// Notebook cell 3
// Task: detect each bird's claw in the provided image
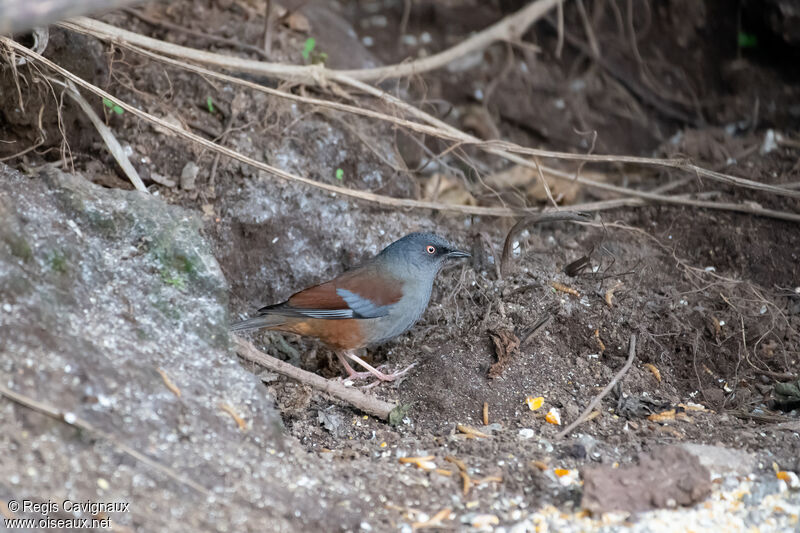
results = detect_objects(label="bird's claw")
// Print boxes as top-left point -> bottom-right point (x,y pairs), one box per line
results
359,362 -> 418,387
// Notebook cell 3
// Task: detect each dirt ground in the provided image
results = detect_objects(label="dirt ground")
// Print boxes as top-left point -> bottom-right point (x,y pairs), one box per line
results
1,0 -> 799,529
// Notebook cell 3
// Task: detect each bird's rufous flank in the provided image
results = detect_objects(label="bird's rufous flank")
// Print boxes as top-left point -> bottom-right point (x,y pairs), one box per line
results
231,232 -> 470,382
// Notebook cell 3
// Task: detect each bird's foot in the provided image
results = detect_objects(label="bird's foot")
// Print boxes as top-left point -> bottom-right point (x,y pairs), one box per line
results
339,365 -> 387,381
336,350 -> 417,386
359,362 -> 418,386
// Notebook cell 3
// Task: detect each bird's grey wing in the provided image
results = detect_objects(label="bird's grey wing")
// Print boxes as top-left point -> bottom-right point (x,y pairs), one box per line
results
335,288 -> 393,318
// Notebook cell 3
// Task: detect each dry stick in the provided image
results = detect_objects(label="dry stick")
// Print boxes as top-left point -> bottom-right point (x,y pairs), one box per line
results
0,40 -> 670,214
58,19 -> 800,202
58,79 -> 148,192
575,0 -> 600,58
330,63 -> 798,204
52,50 -> 800,221
6,39 -> 800,224
478,231 -> 503,280
0,382 -> 209,495
556,333 -> 637,438
554,0 -> 564,58
62,0 -> 561,82
233,337 -> 398,420
549,17 -> 696,126
520,312 -> 553,345
0,38 -> 520,216
500,211 -> 593,275
262,0 -> 273,56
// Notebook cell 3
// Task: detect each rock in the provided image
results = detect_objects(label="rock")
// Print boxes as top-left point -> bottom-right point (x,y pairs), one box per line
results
180,161 -> 199,190
151,171 -> 177,188
581,445 -> 712,514
567,443 -> 587,460
0,165 -> 365,531
680,444 -> 756,476
298,1 -> 380,69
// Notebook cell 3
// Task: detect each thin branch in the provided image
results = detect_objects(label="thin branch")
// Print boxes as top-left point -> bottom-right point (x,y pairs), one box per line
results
233,336 -> 398,420
56,19 -> 800,201
4,38 -> 800,223
556,333 -> 637,438
575,0 -> 601,57
554,0 -> 564,58
62,0 -> 561,82
59,78 -> 147,192
501,211 -> 594,276
0,382 -> 209,494
262,0 -> 273,56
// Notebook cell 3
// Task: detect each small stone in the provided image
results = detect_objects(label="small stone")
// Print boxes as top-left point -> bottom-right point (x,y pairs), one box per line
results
180,162 -> 200,190
568,443 -> 586,459
518,428 -> 535,439
760,129 -> 777,154
150,172 -> 176,188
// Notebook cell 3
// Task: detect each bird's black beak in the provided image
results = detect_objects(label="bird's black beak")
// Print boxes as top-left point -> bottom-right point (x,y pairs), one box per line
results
446,249 -> 471,259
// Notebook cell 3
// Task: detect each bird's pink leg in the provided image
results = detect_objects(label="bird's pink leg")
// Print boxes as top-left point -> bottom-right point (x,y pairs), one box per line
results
335,351 -> 376,380
344,351 -> 417,382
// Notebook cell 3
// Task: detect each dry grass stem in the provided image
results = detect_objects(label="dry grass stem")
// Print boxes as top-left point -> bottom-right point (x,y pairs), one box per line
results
57,17 -> 800,201
556,333 -> 637,438
4,38 -> 799,223
57,78 -> 147,192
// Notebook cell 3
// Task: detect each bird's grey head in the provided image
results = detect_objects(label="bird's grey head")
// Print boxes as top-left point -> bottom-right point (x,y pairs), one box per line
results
377,232 -> 470,275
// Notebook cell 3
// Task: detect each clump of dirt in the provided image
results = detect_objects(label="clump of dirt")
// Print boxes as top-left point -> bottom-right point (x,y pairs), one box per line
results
582,446 -> 712,513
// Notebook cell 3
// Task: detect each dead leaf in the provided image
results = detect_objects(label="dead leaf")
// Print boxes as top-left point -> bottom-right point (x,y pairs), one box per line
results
424,173 -> 476,206
457,424 -> 490,438
605,281 -> 622,307
487,328 -> 520,378
483,164 -> 606,205
643,363 -> 662,382
648,409 -> 676,422
283,12 -> 311,32
551,281 -> 579,297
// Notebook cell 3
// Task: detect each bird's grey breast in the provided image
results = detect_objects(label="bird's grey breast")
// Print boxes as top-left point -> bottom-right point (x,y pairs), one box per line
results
366,276 -> 434,345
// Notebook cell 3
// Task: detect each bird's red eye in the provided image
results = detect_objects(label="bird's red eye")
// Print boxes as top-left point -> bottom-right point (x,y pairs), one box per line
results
426,245 -> 436,254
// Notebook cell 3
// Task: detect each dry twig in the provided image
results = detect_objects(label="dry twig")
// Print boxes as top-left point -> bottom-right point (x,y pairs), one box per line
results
520,313 -> 552,345
110,0 -> 564,82
556,333 -> 637,438
233,336 -> 398,420
501,212 -> 593,275
5,37 -> 800,222
56,16 -> 800,202
56,78 -> 147,192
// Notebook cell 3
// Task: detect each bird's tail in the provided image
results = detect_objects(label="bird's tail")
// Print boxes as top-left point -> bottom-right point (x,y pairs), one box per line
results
229,313 -> 288,332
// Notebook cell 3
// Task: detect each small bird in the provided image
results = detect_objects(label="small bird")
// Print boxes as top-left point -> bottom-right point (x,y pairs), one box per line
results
231,232 -> 470,382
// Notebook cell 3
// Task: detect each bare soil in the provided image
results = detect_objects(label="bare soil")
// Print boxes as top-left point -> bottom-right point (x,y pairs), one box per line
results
2,0 -> 799,528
